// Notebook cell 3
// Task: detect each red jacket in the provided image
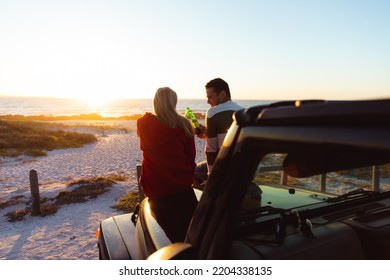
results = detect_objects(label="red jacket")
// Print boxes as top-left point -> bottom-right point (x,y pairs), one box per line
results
137,112 -> 196,199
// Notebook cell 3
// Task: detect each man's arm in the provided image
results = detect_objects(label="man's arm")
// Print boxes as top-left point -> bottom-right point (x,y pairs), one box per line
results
205,116 -> 219,172
195,123 -> 206,139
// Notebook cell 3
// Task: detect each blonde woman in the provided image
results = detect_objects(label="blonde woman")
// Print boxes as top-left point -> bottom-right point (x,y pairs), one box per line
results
137,87 -> 197,242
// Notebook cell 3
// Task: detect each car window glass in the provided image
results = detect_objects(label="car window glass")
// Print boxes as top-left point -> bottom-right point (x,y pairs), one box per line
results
240,153 -> 390,211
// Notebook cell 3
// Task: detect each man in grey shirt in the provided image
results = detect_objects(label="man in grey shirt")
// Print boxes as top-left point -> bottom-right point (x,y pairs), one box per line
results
194,78 -> 242,187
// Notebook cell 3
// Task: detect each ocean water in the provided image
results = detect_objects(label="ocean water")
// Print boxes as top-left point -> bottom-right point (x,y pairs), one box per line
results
0,96 -> 272,117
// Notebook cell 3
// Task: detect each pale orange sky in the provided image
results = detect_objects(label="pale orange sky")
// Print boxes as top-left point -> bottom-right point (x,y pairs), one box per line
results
1,0 -> 389,102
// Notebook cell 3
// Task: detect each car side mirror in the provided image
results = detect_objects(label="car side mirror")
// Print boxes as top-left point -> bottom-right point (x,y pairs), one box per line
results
147,243 -> 199,260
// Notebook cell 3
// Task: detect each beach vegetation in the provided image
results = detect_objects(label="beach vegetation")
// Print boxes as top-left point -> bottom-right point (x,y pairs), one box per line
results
4,204 -> 59,222
112,191 -> 139,213
0,113 -> 143,122
0,120 -> 97,157
0,195 -> 24,210
3,175 -> 126,222
56,176 -> 115,204
336,164 -> 390,180
253,172 -> 280,185
26,149 -> 48,157
5,208 -> 30,222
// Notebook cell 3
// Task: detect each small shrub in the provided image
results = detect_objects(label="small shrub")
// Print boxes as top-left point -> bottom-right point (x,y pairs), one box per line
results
56,177 -> 114,205
0,200 -> 8,209
0,120 -> 97,157
55,190 -> 89,204
107,174 -> 128,182
26,149 -> 47,157
6,208 -> 30,222
49,135 -> 59,142
3,175 -> 119,222
5,204 -> 58,221
253,172 -> 281,185
39,204 -> 59,216
0,195 -> 24,209
112,191 -> 139,213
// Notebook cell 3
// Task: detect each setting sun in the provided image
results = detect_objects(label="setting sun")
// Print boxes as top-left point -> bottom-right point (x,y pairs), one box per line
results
78,95 -> 113,109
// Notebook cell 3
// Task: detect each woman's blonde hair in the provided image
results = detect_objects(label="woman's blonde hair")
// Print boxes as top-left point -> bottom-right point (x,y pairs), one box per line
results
153,87 -> 194,137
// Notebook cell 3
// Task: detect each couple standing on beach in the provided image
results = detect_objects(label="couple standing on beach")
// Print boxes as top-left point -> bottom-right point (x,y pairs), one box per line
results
136,78 -> 242,242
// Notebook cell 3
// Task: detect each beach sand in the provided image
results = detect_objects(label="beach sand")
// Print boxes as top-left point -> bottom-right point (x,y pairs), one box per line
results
0,120 -> 206,259
1,120 -> 388,260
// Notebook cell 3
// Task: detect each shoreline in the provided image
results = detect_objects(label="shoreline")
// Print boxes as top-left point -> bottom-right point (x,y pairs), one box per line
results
0,113 -> 143,121
0,111 -> 206,122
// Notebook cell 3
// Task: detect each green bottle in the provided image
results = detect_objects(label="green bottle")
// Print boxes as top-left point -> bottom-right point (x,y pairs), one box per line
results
185,107 -> 202,134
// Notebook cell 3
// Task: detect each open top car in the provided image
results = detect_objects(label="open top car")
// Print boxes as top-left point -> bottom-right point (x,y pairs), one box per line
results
98,98 -> 390,260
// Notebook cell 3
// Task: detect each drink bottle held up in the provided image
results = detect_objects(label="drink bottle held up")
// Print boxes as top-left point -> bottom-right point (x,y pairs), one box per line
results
185,107 -> 202,135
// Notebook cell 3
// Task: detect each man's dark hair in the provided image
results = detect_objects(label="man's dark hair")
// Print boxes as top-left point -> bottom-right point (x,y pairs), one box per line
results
205,78 -> 231,98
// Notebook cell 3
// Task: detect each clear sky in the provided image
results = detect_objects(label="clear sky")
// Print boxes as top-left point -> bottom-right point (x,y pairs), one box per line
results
0,0 -> 389,101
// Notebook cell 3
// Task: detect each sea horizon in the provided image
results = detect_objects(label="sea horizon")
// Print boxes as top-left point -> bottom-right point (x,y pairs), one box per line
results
0,96 -> 274,118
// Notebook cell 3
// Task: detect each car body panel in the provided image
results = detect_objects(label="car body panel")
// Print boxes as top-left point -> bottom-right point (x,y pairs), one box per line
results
98,189 -> 202,259
98,215 -> 135,260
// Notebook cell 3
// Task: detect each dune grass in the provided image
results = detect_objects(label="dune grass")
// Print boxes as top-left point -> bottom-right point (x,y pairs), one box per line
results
111,191 -> 140,213
4,175 -> 127,222
0,120 -> 97,157
0,113 -> 142,122
55,177 -> 115,205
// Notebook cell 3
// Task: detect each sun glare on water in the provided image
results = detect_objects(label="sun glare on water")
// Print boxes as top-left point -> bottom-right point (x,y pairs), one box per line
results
75,95 -> 117,116
81,95 -> 113,108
